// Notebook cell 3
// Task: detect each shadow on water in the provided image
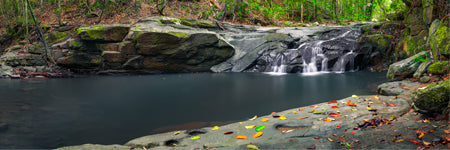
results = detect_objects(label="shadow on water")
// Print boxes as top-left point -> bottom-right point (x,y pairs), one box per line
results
0,71 -> 387,148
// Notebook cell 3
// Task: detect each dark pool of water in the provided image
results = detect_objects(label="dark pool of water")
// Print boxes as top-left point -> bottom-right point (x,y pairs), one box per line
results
0,71 -> 388,148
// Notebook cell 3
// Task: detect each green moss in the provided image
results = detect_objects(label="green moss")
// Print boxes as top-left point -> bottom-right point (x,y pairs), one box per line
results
195,20 -> 216,28
427,61 -> 449,75
77,25 -> 106,40
413,80 -> 450,116
168,32 -> 190,38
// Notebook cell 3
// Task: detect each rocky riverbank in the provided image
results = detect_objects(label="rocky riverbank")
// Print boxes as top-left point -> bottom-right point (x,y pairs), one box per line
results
56,79 -> 449,150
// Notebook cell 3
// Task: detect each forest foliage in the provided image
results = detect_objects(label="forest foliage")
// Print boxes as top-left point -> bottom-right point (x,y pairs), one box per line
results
0,0 -> 410,37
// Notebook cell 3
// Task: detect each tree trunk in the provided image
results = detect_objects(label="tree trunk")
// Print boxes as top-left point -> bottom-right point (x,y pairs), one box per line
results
58,0 -> 62,26
301,0 -> 303,23
157,0 -> 167,15
96,0 -> 105,24
335,0 -> 339,23
26,0 -> 55,65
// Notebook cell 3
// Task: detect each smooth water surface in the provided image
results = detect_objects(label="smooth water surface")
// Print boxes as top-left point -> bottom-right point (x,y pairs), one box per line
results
0,71 -> 388,148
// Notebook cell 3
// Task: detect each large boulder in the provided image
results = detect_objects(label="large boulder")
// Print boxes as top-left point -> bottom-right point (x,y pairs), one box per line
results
412,80 -> 450,116
123,17 -> 234,73
386,51 -> 429,80
429,18 -> 449,59
0,52 -> 46,67
77,24 -> 130,42
413,60 -> 432,78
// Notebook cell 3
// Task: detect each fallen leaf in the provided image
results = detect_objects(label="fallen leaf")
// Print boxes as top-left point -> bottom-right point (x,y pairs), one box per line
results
357,100 -> 361,103
346,100 -> 357,107
392,138 -> 404,142
224,131 -> 234,135
297,116 -> 309,119
272,114 -> 281,118
309,110 -> 316,113
252,132 -> 263,138
445,136 -> 450,141
255,126 -> 265,131
191,136 -> 200,140
336,125 -> 341,128
339,138 -> 345,141
212,126 -> 219,131
249,115 -> 257,121
247,144 -> 259,150
271,112 -> 277,115
261,118 -> 270,122
299,108 -> 306,111
329,113 -> 339,117
351,108 -> 358,111
245,125 -> 256,129
331,106 -> 339,109
328,137 -> 333,142
423,140 -> 431,145
368,102 -> 373,107
291,110 -> 297,114
280,116 -> 287,120
410,140 -> 420,144
322,108 -> 328,111
336,110 -> 341,113
416,130 -> 429,134
307,145 -> 316,149
346,142 -> 351,147
236,135 -> 247,139
366,107 -> 372,110
333,134 -> 337,136
328,100 -> 338,103
352,95 -> 358,98
314,137 -> 320,139
445,130 -> 450,134
389,103 -> 396,107
323,117 -> 335,121
351,131 -> 356,134
429,128 -> 436,132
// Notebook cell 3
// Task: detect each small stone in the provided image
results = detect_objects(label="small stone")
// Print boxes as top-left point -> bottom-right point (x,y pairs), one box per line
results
419,76 -> 430,83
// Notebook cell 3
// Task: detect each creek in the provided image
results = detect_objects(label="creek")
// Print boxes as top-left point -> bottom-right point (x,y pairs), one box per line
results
0,71 -> 387,148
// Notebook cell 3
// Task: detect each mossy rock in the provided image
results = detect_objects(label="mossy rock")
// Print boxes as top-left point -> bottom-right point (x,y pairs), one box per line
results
413,60 -> 432,78
56,144 -> 128,150
412,80 -> 450,116
427,61 -> 449,75
364,34 -> 393,52
403,30 -> 428,56
45,31 -> 69,45
387,51 -> 429,80
28,42 -> 45,54
430,18 -> 449,59
77,24 -> 130,42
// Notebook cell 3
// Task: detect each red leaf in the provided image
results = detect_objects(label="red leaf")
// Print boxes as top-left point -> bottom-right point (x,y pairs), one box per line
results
331,106 -> 339,109
224,131 -> 234,135
297,116 -> 309,119
328,100 -> 338,104
329,113 -> 339,117
410,140 -> 420,144
314,137 -> 320,139
429,128 -> 436,132
416,130 -> 429,134
333,134 -> 337,137
389,103 -> 396,107
339,138 -> 346,141
336,125 -> 341,128
351,131 -> 356,134
307,145 -> 316,149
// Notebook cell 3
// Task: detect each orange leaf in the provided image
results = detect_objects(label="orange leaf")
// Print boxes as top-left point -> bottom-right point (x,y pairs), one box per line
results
445,130 -> 450,134
271,112 -> 277,115
261,118 -> 270,122
252,132 -> 263,138
351,131 -> 356,134
389,103 -> 396,107
331,106 -> 339,109
309,110 -> 316,113
224,131 -> 234,135
297,116 -> 309,119
429,128 -> 436,132
445,136 -> 450,141
236,135 -> 247,139
323,118 -> 335,121
299,108 -> 306,111
418,133 -> 424,139
328,100 -> 337,103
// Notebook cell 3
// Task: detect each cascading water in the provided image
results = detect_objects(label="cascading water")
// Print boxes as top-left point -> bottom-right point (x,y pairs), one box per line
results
271,53 -> 287,73
332,50 -> 356,73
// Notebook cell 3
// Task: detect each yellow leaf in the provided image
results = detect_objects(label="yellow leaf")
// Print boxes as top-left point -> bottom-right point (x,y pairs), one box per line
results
323,117 -> 335,121
291,110 -> 297,114
174,131 -> 181,135
236,135 -> 247,139
247,144 -> 259,150
357,100 -> 361,103
280,116 -> 287,120
367,107 -> 372,110
418,133 -> 424,139
249,115 -> 257,120
328,137 -> 333,142
212,126 -> 219,131
423,140 -> 431,145
245,125 -> 256,129
352,95 -> 358,98
191,136 -> 200,140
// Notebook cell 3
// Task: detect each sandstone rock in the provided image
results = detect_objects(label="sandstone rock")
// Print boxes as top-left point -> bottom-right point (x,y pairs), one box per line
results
377,82 -> 404,96
0,52 -> 46,67
387,51 -> 429,80
57,52 -> 102,69
413,60 -> 432,78
412,80 -> 450,116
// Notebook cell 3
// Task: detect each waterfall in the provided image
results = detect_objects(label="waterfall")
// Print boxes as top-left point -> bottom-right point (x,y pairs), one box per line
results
332,50 -> 356,73
267,53 -> 288,73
